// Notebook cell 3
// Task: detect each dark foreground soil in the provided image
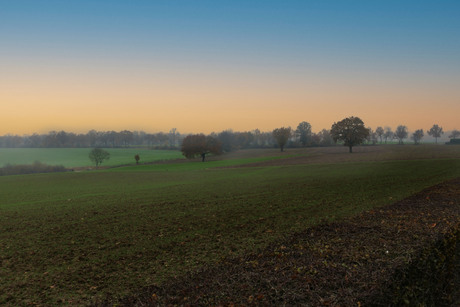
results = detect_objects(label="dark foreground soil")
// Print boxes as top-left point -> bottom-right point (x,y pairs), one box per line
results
98,178 -> 460,306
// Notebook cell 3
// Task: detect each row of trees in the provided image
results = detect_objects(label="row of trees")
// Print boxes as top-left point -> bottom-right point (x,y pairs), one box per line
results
181,119 -> 459,159
1,124 -> 458,151
84,119 -> 457,165
267,117 -> 371,154
370,124 -> 456,145
269,122 -> 454,153
0,129 -> 184,148
0,126 -> 333,149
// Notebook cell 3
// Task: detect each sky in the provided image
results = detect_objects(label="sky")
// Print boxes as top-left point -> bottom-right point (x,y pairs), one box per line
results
1,0 -> 459,135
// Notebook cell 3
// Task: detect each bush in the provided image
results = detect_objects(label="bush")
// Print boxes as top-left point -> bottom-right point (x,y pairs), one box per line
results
0,161 -> 67,176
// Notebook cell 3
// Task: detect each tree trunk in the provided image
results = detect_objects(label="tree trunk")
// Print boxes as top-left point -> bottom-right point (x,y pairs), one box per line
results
201,153 -> 206,162
280,146 -> 284,152
349,145 -> 353,153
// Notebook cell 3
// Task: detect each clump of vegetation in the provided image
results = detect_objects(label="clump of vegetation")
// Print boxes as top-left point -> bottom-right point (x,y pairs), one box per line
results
449,129 -> 460,140
272,127 -> 292,152
0,161 -> 67,176
427,124 -> 444,144
181,134 -> 222,162
330,116 -> 369,153
395,125 -> 409,144
134,154 -> 140,164
89,148 -> 110,167
412,129 -> 424,144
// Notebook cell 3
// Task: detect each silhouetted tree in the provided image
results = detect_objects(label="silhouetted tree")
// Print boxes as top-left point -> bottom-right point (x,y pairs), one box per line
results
427,124 -> 444,144
235,131 -> 254,149
89,148 -> 110,168
272,127 -> 292,152
251,129 -> 262,147
376,126 -> 384,143
257,131 -> 276,148
119,130 -> 134,147
217,130 -> 236,152
133,131 -> 146,146
394,125 -> 408,144
106,131 -> 118,147
181,134 -> 222,162
56,131 -> 69,147
155,132 -> 169,147
330,116 -> 369,153
295,121 -> 312,146
26,133 -> 43,147
311,130 -> 331,147
87,130 -> 98,147
411,129 -> 424,145
449,129 -> 460,140
169,128 -> 178,148
367,127 -> 377,145
0,134 -> 19,147
383,127 -> 393,144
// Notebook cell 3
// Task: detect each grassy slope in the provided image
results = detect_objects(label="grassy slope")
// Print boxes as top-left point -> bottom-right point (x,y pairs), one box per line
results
0,148 -> 183,168
0,146 -> 459,304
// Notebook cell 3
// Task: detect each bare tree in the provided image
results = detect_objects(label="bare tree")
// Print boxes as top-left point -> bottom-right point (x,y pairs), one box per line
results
375,126 -> 384,144
89,148 -> 110,168
411,129 -> 424,145
394,125 -> 408,144
367,127 -> 377,145
449,129 -> 460,140
427,124 -> 444,144
318,129 -> 334,146
295,121 -> 312,147
383,127 -> 393,144
169,128 -> 178,148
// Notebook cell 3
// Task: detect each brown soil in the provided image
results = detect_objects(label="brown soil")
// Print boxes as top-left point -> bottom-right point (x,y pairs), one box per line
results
100,177 -> 460,306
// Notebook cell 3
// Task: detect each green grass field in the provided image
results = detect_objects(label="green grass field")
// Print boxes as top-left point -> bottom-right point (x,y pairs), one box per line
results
0,148 -> 184,168
0,145 -> 459,305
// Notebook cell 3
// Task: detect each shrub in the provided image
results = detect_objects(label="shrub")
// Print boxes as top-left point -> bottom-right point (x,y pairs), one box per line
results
0,161 -> 67,176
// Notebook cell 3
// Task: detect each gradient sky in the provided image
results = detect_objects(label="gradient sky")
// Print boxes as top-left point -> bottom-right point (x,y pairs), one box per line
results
1,0 -> 459,135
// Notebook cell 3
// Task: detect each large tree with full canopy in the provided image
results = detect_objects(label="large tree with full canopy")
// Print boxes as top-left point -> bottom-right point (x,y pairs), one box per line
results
181,134 -> 222,162
272,127 -> 292,152
330,116 -> 369,153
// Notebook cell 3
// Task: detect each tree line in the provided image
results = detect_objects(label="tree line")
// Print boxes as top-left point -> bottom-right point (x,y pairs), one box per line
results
0,127 -> 333,149
0,129 -> 182,149
1,123 -> 458,151
181,119 -> 459,160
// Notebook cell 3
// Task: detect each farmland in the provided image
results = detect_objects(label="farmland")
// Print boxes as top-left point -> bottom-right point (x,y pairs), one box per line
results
0,148 -> 184,168
0,145 -> 459,305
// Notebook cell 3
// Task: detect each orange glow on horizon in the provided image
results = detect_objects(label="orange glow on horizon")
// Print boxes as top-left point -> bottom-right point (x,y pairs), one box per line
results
1,61 -> 459,135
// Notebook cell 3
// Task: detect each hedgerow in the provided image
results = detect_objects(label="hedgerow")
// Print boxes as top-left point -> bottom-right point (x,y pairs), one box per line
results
0,161 -> 67,176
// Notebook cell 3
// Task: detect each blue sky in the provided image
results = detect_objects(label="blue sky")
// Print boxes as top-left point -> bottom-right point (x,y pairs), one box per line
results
1,1 -> 459,134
